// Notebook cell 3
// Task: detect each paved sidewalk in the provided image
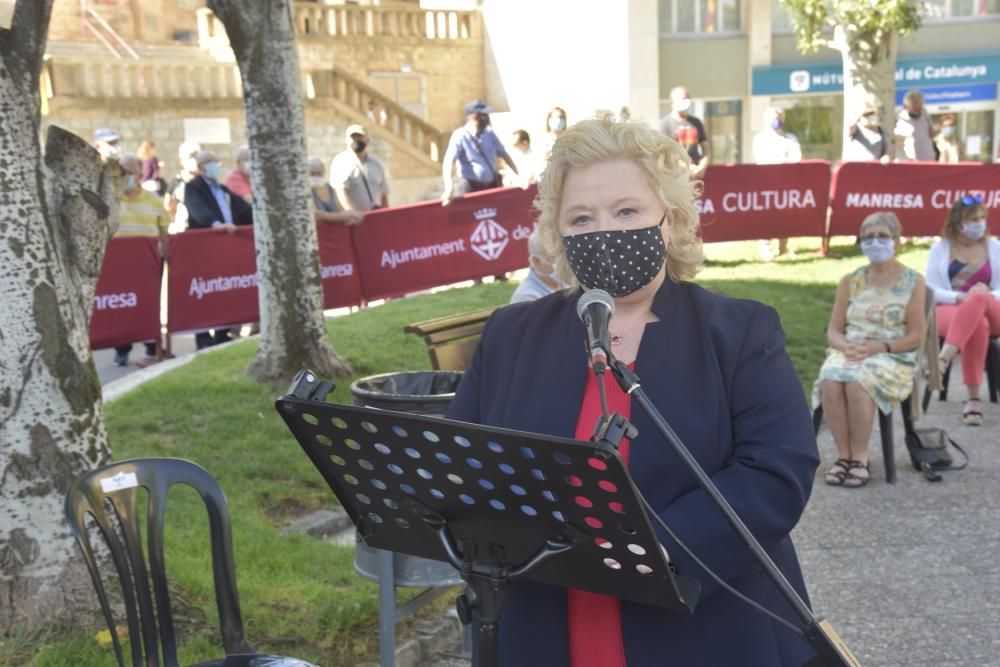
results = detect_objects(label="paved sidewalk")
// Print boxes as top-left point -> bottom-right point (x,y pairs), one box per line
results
799,366 -> 1000,667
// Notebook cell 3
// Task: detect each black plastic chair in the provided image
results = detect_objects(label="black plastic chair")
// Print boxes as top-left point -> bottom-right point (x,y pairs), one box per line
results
812,396 -> 915,484
64,458 -> 315,667
932,336 -> 1000,404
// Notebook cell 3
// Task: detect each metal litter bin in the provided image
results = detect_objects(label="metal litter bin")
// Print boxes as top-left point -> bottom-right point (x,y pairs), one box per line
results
349,371 -> 466,666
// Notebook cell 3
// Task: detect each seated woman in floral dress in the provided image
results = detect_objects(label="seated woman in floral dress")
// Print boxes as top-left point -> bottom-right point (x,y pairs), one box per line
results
815,211 -> 926,487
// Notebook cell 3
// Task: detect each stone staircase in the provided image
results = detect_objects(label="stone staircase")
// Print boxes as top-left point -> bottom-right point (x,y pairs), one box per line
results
41,1 -> 482,197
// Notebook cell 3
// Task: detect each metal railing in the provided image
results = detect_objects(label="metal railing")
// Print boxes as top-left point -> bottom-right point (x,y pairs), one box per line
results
313,64 -> 445,163
292,2 -> 475,40
80,0 -> 140,60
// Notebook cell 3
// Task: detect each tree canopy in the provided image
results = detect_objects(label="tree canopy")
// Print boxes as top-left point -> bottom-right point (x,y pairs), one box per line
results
781,0 -> 922,54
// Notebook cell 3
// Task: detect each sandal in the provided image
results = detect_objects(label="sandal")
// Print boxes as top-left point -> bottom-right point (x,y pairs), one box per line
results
963,399 -> 983,427
843,460 -> 870,488
824,458 -> 851,486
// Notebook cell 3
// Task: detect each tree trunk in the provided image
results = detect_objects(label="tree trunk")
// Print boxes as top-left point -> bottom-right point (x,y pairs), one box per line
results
207,0 -> 352,385
836,24 -> 899,160
0,0 -> 121,633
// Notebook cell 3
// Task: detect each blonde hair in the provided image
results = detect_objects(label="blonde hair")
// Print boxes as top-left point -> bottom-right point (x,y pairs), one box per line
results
535,115 -> 704,287
137,140 -> 156,161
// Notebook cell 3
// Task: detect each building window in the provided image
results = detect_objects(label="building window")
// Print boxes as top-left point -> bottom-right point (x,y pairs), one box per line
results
704,100 -> 742,164
772,0 -> 795,33
923,0 -> 1000,19
659,0 -> 742,35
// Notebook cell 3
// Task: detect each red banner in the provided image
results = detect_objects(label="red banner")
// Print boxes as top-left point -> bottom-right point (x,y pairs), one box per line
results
318,222 -> 364,310
352,186 -> 537,301
697,161 -> 832,242
166,224 -> 363,333
829,162 -> 1000,236
167,227 -> 258,333
90,236 -> 162,350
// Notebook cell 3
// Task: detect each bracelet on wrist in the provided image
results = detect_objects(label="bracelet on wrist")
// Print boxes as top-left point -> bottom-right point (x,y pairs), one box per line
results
883,341 -> 892,353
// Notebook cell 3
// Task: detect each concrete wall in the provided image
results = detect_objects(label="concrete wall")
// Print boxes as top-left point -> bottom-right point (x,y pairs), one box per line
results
659,36 -> 748,101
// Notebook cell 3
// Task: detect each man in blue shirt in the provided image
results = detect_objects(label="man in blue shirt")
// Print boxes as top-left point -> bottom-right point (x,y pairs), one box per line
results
441,99 -> 518,206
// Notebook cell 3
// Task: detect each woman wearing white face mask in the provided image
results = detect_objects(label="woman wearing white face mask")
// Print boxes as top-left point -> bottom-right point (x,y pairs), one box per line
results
815,212 -> 926,487
926,195 -> 1000,425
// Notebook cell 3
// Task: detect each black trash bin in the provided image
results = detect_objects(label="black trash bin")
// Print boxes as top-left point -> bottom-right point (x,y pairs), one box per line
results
349,370 -> 463,417
349,370 -> 469,666
349,370 -> 465,586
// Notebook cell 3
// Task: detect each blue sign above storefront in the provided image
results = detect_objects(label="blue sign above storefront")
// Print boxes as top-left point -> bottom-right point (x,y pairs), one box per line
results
893,83 -> 997,105
752,52 -> 1000,96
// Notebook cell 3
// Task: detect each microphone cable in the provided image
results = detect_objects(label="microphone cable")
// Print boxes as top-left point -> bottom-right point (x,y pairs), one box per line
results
636,494 -> 804,636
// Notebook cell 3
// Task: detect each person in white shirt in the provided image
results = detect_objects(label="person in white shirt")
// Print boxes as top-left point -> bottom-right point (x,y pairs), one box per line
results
752,107 -> 802,260
894,90 -> 936,162
503,130 -> 541,188
330,124 -> 390,212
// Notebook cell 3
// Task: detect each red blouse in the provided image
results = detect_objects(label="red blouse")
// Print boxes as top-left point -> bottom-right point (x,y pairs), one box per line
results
568,367 -> 633,667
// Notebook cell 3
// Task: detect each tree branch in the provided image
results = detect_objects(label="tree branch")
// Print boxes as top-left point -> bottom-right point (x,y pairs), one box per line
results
0,0 -> 54,91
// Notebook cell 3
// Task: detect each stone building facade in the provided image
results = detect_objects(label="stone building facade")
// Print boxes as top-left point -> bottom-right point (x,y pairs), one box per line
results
42,0 -> 487,204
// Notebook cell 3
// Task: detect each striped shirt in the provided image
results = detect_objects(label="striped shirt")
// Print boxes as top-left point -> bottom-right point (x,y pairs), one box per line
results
117,190 -> 167,237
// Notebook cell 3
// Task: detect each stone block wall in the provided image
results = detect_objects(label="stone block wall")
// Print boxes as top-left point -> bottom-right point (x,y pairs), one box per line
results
49,0 -> 205,44
300,33 -> 485,133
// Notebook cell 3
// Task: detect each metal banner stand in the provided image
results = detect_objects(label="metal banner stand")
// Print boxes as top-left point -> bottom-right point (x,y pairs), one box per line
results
277,371 -> 699,667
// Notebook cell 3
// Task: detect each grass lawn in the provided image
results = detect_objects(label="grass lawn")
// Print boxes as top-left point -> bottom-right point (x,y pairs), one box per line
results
20,238 -> 932,666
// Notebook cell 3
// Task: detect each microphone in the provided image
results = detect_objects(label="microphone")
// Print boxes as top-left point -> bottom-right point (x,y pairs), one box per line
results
576,289 -> 615,374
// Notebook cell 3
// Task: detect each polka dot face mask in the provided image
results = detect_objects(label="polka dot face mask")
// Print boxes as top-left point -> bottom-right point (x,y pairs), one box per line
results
561,213 -> 667,297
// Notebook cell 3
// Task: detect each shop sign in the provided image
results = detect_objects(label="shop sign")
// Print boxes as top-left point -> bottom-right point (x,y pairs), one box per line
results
893,83 -> 997,106
753,52 -> 1000,96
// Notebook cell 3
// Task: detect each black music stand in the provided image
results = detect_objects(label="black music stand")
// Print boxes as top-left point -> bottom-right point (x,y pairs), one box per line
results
277,371 -> 699,667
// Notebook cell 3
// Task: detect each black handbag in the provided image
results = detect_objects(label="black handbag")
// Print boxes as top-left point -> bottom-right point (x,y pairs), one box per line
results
904,427 -> 968,482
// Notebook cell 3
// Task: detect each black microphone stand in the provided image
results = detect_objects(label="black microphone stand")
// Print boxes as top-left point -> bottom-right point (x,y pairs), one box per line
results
607,358 -> 862,667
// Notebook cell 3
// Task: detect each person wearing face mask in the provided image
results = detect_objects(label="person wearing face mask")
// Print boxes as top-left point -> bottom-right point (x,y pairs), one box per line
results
752,107 -> 802,261
93,127 -> 122,162
447,116 -> 820,666
926,196 -> 1000,426
166,140 -> 202,234
307,157 -> 363,226
111,154 -> 170,367
539,106 -> 569,164
658,86 -> 711,179
844,99 -> 890,163
508,228 -> 566,303
183,150 -> 253,232
815,212 -> 926,487
224,144 -> 253,203
503,130 -> 542,188
894,90 -> 936,162
934,114 -> 962,163
330,124 -> 390,213
183,150 -> 253,349
441,99 -> 518,206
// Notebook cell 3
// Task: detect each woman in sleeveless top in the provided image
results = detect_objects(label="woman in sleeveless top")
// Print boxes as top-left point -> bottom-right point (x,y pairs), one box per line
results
815,212 -> 926,487
308,157 -> 363,226
844,99 -> 890,163
926,195 -> 1000,426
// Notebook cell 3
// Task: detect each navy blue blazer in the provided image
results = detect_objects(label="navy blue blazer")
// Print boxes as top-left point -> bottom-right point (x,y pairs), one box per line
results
446,279 -> 820,667
184,175 -> 253,229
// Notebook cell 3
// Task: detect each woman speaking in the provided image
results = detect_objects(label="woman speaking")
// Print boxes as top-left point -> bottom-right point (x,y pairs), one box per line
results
446,117 -> 820,666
